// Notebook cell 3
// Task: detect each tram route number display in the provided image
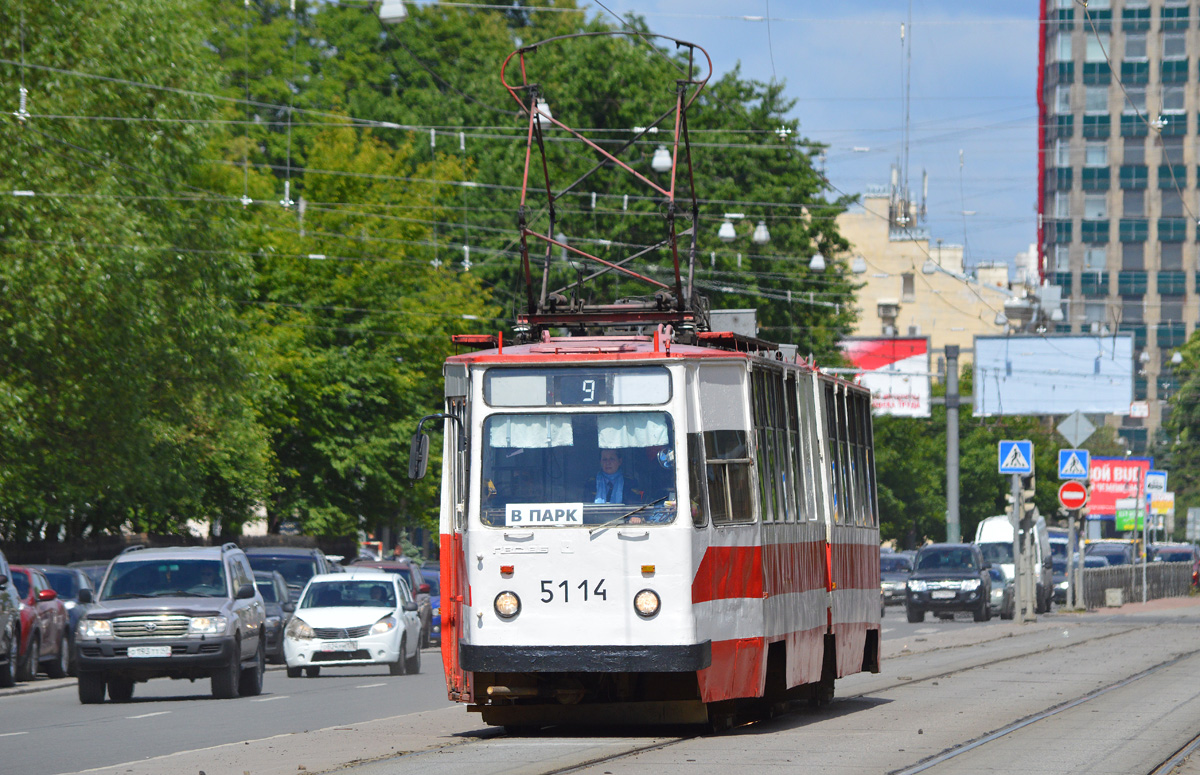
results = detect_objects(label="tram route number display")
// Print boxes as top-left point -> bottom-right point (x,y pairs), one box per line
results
506,503 -> 585,526
540,579 -> 607,603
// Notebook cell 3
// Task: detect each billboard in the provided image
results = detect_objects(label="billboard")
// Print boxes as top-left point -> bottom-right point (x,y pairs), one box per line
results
1088,456 -> 1150,518
839,337 -> 930,418
973,334 -> 1133,416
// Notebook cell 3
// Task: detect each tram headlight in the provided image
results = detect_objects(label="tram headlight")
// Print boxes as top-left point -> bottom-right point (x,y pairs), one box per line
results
633,589 -> 660,618
494,591 -> 521,619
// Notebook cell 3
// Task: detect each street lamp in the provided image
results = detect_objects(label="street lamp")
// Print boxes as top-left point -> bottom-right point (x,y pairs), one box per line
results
851,255 -> 868,274
751,221 -> 771,245
809,253 -> 826,272
378,0 -> 407,23
650,145 -> 673,173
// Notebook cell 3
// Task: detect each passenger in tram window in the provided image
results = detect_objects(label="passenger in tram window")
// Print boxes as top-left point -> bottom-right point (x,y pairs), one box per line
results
593,449 -> 645,504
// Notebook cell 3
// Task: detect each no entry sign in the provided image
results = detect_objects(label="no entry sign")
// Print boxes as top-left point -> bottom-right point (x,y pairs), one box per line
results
1058,481 -> 1089,511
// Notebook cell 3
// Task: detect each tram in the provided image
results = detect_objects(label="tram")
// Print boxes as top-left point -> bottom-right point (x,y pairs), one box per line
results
406,32 -> 881,728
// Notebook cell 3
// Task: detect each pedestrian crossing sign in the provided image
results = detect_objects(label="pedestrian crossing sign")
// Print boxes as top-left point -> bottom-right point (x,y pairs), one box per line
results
1058,449 -> 1090,480
998,440 -> 1034,474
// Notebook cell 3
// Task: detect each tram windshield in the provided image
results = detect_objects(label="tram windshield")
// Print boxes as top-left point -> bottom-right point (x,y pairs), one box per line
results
480,411 -> 678,527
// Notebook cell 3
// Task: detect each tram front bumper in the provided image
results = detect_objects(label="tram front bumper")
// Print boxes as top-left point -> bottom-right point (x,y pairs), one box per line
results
460,642 -> 712,672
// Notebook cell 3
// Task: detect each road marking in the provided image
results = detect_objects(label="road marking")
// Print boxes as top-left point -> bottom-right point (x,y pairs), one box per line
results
0,731 -> 29,737
356,683 -> 387,689
127,711 -> 171,719
251,695 -> 289,702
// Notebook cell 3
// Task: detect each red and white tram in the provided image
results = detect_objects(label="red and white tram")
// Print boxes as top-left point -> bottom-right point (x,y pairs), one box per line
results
411,330 -> 880,727
406,32 -> 880,728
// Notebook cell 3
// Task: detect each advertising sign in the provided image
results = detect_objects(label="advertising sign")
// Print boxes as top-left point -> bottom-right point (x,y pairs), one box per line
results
1088,457 -> 1151,517
973,334 -> 1133,416
1115,497 -> 1143,531
839,337 -> 930,418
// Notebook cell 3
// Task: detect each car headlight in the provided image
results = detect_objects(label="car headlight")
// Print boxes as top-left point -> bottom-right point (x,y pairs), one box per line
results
286,617 -> 315,640
370,615 -> 396,634
1057,581 -> 1069,590
63,600 -> 77,611
79,619 -> 112,640
433,607 -> 440,617
960,579 -> 981,591
907,580 -> 927,592
494,591 -> 520,619
188,616 -> 228,636
633,589 -> 660,618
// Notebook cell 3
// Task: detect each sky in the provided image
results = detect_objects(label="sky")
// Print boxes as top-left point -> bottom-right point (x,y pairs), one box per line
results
585,0 -> 1042,272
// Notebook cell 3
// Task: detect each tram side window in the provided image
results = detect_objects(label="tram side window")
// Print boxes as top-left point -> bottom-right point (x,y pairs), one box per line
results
784,373 -> 800,523
770,373 -> 793,522
686,433 -> 708,528
797,375 -> 820,522
704,430 -> 754,525
752,371 -> 776,523
824,384 -> 843,523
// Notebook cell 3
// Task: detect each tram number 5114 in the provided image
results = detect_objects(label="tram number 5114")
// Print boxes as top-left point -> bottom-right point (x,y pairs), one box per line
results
540,579 -> 607,603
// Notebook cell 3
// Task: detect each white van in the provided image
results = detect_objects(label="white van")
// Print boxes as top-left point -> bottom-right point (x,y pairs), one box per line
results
974,514 -> 1053,613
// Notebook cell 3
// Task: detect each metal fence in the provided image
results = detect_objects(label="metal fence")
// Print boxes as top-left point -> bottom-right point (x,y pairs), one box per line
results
1080,563 -> 1193,609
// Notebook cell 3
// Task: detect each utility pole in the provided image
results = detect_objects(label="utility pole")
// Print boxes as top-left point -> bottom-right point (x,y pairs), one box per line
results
1010,474 -> 1024,618
945,345 -> 961,543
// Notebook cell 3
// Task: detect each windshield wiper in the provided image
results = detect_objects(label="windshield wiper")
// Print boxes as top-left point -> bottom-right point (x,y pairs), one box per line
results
155,591 -> 207,597
106,593 -> 153,599
589,496 -> 669,535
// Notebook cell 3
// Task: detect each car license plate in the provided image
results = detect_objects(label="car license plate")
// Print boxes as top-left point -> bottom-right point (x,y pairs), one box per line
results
321,640 -> 355,652
128,646 -> 171,658
931,590 -> 956,600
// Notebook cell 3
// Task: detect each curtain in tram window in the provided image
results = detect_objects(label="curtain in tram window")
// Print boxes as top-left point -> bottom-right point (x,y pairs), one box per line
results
487,415 -> 574,448
597,412 -> 670,448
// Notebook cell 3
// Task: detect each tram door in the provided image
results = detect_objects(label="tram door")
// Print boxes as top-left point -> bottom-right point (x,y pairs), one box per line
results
440,377 -> 473,701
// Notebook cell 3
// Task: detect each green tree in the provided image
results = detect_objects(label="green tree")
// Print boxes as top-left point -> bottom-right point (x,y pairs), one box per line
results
0,0 -> 271,539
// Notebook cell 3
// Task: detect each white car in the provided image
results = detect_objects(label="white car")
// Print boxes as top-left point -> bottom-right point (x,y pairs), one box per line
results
283,570 -> 422,677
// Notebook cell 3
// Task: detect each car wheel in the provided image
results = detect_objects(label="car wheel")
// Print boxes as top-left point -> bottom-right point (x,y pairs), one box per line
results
404,636 -> 421,675
305,666 -> 320,678
46,631 -> 69,679
66,634 -> 77,677
286,666 -> 302,678
211,647 -> 241,699
107,678 -> 134,702
906,606 -> 924,623
19,632 -> 39,682
0,628 -> 16,689
239,641 -> 264,697
389,636 -> 407,676
78,673 -> 106,704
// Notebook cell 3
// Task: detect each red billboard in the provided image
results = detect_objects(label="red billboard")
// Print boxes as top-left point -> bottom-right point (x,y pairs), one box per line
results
839,337 -> 930,418
1087,457 -> 1150,517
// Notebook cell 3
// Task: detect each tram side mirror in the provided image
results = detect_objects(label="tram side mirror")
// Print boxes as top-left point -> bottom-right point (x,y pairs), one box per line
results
408,432 -> 430,480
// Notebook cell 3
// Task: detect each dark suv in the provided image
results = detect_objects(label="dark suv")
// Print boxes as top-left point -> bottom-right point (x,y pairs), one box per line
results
905,543 -> 992,623
75,543 -> 265,703
245,547 -> 333,604
0,549 -> 20,687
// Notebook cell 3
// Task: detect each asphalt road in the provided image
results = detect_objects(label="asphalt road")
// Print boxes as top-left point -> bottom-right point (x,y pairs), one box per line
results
0,650 -> 452,775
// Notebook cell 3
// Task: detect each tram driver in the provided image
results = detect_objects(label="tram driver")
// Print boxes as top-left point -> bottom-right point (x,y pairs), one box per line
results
593,449 -> 645,505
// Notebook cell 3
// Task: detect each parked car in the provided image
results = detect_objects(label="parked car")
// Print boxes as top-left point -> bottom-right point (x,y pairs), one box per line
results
1148,542 -> 1200,565
988,567 -> 1015,620
423,566 -> 441,645
1052,559 -> 1069,606
349,559 -> 432,647
10,566 -> 70,681
74,543 -> 266,703
30,565 -> 96,676
1084,539 -> 1138,566
880,552 -> 913,607
245,547 -> 334,603
283,570 -> 422,677
254,570 -> 294,664
905,543 -> 992,623
67,559 -> 112,591
0,550 -> 22,687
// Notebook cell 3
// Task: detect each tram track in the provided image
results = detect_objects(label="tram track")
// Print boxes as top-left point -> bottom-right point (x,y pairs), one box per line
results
469,616 -> 1200,775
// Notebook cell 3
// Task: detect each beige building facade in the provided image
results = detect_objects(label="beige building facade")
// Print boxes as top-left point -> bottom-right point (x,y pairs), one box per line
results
839,189 -> 1014,366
